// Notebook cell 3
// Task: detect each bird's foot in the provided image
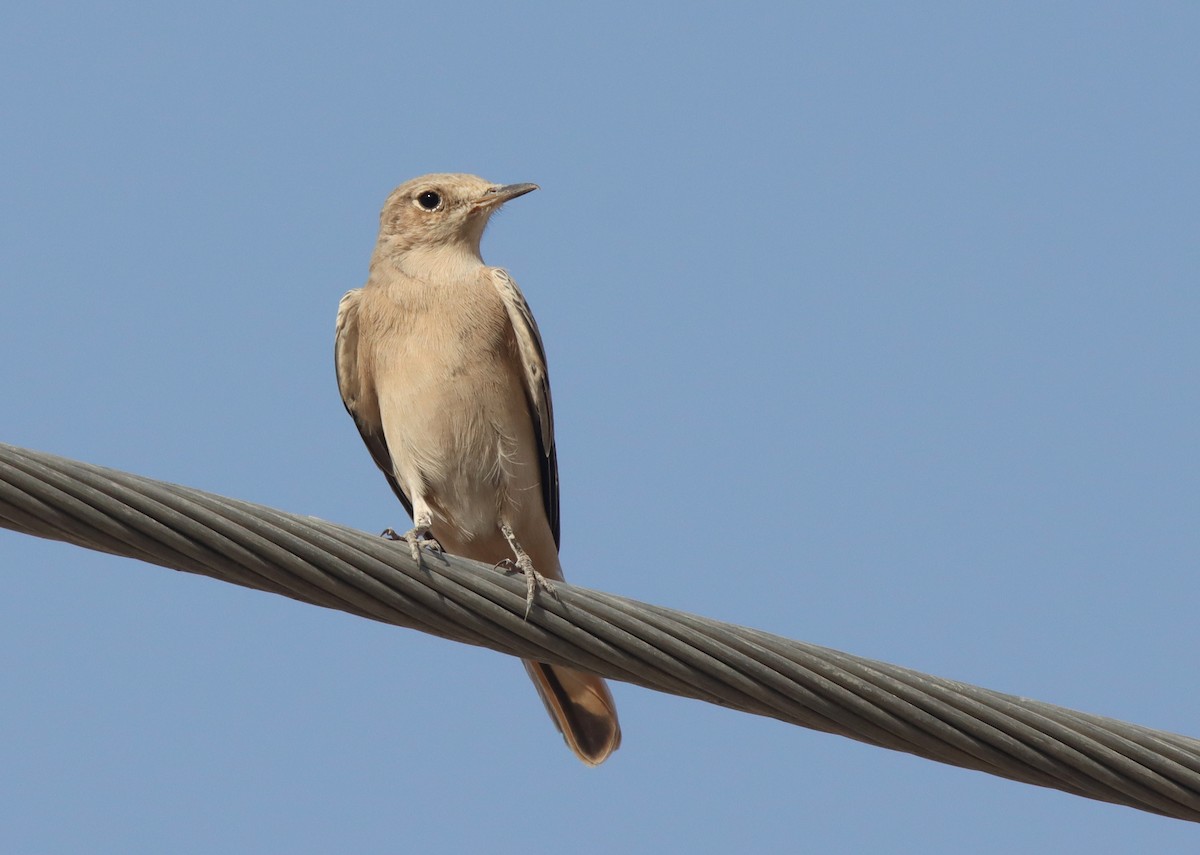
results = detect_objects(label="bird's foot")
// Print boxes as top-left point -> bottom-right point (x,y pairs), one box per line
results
498,521 -> 558,618
382,527 -> 442,564
496,554 -> 558,619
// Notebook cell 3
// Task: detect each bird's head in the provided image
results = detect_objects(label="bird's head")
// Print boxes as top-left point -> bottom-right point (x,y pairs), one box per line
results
374,173 -> 538,264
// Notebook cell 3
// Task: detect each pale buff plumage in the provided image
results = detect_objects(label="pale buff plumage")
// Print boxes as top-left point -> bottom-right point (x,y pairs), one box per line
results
334,173 -> 621,765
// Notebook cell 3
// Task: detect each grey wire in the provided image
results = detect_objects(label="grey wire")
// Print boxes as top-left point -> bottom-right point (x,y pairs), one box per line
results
1,441 -> 1197,821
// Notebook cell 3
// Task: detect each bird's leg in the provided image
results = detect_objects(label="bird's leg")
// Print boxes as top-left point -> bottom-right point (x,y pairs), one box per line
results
382,506 -> 441,565
497,521 -> 556,618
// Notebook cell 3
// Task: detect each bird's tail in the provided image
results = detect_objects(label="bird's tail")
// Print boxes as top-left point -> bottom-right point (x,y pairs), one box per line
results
523,660 -> 621,766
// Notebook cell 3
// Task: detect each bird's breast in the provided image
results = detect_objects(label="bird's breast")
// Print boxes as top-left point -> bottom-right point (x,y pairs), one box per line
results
364,277 -> 539,537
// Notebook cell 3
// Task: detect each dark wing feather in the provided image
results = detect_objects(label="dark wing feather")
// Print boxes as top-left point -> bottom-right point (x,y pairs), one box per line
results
334,288 -> 414,520
491,269 -> 560,547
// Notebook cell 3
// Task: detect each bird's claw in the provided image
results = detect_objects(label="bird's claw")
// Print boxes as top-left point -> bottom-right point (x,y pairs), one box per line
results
382,526 -> 442,564
496,556 -> 558,619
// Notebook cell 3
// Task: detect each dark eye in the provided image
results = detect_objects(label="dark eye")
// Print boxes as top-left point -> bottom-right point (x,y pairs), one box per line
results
415,190 -> 441,211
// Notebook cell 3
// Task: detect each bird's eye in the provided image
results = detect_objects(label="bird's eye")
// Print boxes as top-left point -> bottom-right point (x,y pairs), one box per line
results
415,190 -> 442,211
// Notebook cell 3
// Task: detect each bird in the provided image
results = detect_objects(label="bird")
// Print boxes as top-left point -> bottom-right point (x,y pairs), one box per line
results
334,173 -> 621,765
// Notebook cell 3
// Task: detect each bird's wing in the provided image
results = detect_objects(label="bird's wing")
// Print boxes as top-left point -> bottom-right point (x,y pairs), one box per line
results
334,288 -> 414,519
491,268 -> 560,547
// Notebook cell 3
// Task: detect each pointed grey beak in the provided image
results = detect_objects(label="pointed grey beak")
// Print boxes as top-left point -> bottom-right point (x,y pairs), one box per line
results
481,182 -> 539,207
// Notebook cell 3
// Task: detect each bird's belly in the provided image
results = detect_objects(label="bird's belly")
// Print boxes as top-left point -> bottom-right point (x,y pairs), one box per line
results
378,353 -> 540,543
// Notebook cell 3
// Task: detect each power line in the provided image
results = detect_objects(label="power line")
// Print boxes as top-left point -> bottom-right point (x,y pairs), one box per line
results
1,441 -> 1197,820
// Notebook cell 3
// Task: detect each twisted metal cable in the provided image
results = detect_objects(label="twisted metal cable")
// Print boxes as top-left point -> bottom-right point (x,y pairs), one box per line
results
1,441 -> 1197,821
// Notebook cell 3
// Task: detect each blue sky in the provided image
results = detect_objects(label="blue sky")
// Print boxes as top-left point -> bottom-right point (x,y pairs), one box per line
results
2,2 -> 1198,851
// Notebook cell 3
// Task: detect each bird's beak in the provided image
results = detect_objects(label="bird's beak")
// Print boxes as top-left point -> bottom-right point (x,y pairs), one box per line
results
477,182 -> 539,209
